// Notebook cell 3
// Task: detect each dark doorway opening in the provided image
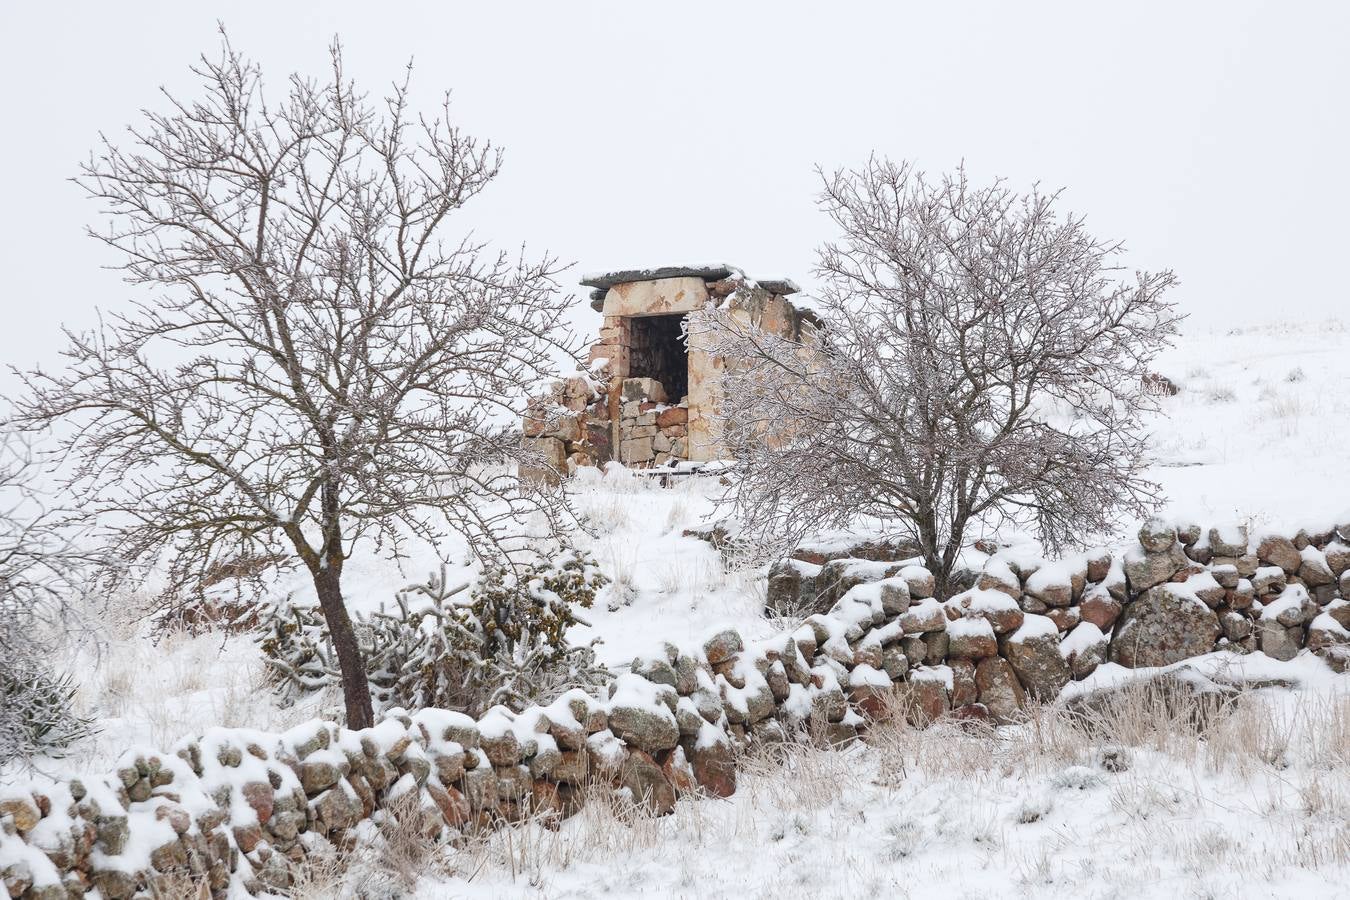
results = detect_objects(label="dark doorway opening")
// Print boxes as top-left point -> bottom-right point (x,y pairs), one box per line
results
628,313 -> 689,401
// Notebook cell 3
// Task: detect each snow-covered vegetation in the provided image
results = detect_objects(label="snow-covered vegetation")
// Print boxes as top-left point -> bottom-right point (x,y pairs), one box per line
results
4,318 -> 1348,897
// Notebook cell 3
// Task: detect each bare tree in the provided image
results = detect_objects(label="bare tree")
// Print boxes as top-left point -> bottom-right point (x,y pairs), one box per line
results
689,159 -> 1181,597
0,432 -> 101,766
12,36 -> 577,729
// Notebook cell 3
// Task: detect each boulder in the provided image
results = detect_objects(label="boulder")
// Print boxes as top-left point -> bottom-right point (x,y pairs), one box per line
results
1123,544 -> 1187,593
1061,623 -> 1108,680
946,616 -> 998,659
1258,620 -> 1302,661
1002,615 -> 1070,699
1208,524 -> 1248,558
974,656 -> 1025,724
1109,584 -> 1221,668
615,750 -> 676,816
1079,588 -> 1123,631
1257,535 -> 1302,574
765,559 -> 822,616
1138,518 -> 1177,553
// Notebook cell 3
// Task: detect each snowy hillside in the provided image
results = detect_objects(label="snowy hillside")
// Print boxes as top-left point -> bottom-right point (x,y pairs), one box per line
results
11,318 -> 1350,898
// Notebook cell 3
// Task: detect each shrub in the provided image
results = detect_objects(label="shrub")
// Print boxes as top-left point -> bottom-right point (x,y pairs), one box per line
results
0,659 -> 99,767
258,549 -> 609,718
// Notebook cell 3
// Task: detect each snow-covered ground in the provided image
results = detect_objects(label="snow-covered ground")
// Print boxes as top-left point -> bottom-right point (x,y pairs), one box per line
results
427,654 -> 1350,900
10,317 -> 1350,897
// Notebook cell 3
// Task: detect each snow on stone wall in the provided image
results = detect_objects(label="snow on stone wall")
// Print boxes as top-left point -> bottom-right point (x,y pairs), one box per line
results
4,518 -> 1349,898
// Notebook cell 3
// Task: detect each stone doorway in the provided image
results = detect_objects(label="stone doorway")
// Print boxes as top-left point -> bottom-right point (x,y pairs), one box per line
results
626,313 -> 688,402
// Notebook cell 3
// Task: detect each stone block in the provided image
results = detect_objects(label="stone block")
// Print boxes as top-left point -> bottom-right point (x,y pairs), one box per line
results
602,277 -> 709,318
621,436 -> 654,463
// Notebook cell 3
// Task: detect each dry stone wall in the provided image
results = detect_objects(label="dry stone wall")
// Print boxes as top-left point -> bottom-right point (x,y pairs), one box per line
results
5,517 -> 1349,898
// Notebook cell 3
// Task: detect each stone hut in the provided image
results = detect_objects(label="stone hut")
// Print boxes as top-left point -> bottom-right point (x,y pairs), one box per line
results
523,264 -> 823,480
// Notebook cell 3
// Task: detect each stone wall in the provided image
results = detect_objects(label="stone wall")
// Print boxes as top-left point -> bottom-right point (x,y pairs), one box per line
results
767,517 -> 1350,720
6,517 -> 1347,897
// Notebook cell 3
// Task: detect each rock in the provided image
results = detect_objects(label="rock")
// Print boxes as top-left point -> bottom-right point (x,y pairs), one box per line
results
1208,524 -> 1248,558
903,565 -> 936,599
1025,565 -> 1074,607
608,703 -> 679,754
632,655 -> 679,689
957,588 -> 1024,634
1261,584 -> 1318,628
1138,518 -> 1177,553
1211,564 -> 1240,589
687,731 -> 736,797
1298,547 -> 1335,587
1080,589 -> 1123,630
1328,600 -> 1350,631
1258,620 -> 1302,661
703,629 -> 744,666
1062,623 -> 1108,681
948,659 -> 978,707
240,781 -> 274,826
1109,584 -> 1221,668
0,797 -> 40,832
312,781 -> 363,833
766,559 -> 821,616
481,730 -> 522,767
905,675 -> 950,726
946,616 -> 997,659
299,760 -> 341,795
1123,544 -> 1187,593
1307,614 -> 1350,654
1253,565 -> 1287,596
974,656 -> 1025,723
899,599 -> 947,634
615,750 -> 676,816
1185,572 -> 1227,608
1325,542 -> 1350,577
1257,535 -> 1302,574
552,750 -> 590,785
1085,551 -> 1113,584
1003,616 -> 1070,699
92,869 -> 139,900
976,560 -> 1022,599
1221,611 -> 1253,642
1046,606 -> 1081,632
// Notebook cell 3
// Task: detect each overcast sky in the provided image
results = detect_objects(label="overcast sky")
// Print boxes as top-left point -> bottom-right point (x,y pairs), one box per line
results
1,1 -> 1346,384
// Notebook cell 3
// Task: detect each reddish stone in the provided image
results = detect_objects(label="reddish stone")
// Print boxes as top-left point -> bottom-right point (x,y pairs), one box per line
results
529,780 -> 564,826
849,683 -> 890,719
426,783 -> 471,828
906,678 -> 950,727
232,822 -> 263,853
1046,606 -> 1081,632
951,703 -> 992,725
656,406 -> 689,428
1080,592 -> 1122,630
660,747 -> 698,796
687,739 -> 736,798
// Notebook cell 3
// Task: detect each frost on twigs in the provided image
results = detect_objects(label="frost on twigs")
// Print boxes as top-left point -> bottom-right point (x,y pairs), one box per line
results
258,549 -> 610,719
689,159 -> 1181,599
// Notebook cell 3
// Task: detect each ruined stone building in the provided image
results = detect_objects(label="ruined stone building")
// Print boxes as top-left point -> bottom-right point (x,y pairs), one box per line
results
523,264 -> 823,479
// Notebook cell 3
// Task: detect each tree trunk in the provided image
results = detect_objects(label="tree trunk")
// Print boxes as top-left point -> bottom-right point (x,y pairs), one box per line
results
312,564 -> 374,730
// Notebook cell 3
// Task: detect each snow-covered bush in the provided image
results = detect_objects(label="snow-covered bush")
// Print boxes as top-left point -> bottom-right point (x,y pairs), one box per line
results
258,550 -> 609,718
0,659 -> 98,767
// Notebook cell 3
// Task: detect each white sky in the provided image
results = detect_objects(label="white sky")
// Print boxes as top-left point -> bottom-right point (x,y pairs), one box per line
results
1,0 -> 1346,385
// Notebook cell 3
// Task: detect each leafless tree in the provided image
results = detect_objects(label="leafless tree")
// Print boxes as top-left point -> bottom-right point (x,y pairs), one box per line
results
11,36 -> 577,729
689,159 -> 1181,597
0,432 -> 101,766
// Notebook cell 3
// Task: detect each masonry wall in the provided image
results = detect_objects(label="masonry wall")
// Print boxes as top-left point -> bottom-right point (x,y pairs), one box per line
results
4,518 -> 1347,897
